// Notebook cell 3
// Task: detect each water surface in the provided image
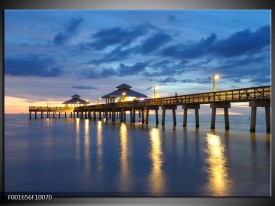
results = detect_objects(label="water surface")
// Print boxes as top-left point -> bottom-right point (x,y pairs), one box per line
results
5,114 -> 270,196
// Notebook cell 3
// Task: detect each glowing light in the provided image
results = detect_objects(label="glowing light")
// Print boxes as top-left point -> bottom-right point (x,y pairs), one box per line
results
75,118 -> 80,162
124,97 -> 135,101
96,121 -> 103,172
84,118 -> 90,175
214,74 -> 220,80
120,123 -> 128,175
122,92 -> 126,96
213,74 -> 220,92
149,128 -> 165,193
205,133 -> 229,196
153,85 -> 158,99
118,123 -> 130,191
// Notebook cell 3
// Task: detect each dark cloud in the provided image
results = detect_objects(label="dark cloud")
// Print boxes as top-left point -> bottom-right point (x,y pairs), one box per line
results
158,77 -> 178,84
212,26 -> 270,57
160,26 -> 270,60
82,61 -> 149,79
156,77 -> 212,85
161,33 -> 217,59
222,55 -> 264,70
168,15 -> 176,22
249,74 -> 270,86
90,24 -> 153,50
139,33 -> 172,54
143,59 -> 191,77
91,46 -> 135,65
89,31 -> 171,64
218,53 -> 270,82
71,86 -> 97,90
152,60 -> 172,68
187,58 -> 212,68
81,67 -> 100,78
101,68 -> 118,77
54,18 -> 83,45
118,62 -> 148,76
5,55 -> 62,77
83,25 -> 270,86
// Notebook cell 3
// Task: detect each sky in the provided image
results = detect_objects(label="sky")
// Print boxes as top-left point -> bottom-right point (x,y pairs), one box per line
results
4,10 -> 271,113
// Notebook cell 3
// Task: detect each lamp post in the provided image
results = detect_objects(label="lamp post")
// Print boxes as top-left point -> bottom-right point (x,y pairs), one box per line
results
213,74 -> 220,92
153,85 -> 158,98
98,97 -> 101,104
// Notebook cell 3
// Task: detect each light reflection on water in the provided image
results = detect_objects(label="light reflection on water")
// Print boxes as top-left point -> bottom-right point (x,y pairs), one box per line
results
4,114 -> 270,196
96,121 -> 103,172
84,119 -> 90,175
118,123 -> 131,191
205,132 -> 229,196
75,118 -> 80,162
149,127 -> 165,194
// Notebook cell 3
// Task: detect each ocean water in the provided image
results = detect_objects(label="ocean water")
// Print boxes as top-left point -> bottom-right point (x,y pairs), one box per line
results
4,113 -> 270,196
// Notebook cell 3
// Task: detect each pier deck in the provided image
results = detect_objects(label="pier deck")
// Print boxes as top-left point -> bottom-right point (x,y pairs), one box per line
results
29,85 -> 271,133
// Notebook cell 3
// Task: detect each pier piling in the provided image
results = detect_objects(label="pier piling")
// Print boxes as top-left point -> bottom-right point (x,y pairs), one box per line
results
182,104 -> 200,127
146,109 -> 149,124
28,85 -> 270,133
210,107 -> 216,129
155,109 -> 159,125
162,105 -> 177,126
210,102 -> 231,130
249,100 -> 270,133
162,108 -> 166,125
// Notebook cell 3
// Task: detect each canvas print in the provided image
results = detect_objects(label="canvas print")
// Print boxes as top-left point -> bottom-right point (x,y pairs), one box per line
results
4,10 -> 270,197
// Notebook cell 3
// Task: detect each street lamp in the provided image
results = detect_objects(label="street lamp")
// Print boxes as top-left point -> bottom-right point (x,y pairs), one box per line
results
213,74 -> 220,92
153,85 -> 158,98
98,97 -> 101,104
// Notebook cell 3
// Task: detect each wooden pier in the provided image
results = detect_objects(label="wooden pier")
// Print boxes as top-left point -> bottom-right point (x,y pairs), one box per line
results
28,106 -> 74,119
29,85 -> 271,133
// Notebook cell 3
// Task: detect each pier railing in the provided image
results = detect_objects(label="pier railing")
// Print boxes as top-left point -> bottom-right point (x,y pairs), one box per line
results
29,106 -> 73,112
29,85 -> 270,112
73,85 -> 270,111
136,85 -> 270,106
28,85 -> 271,132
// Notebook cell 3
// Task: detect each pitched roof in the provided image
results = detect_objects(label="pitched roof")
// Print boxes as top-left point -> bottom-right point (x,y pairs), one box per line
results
72,94 -> 80,98
116,83 -> 132,90
63,98 -> 87,104
102,88 -> 147,98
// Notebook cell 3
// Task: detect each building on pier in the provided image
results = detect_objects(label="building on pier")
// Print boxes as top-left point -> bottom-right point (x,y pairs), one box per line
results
29,85 -> 271,133
63,94 -> 89,107
101,83 -> 147,103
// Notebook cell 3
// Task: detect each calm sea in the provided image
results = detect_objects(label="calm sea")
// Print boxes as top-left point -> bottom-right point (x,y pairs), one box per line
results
4,113 -> 270,196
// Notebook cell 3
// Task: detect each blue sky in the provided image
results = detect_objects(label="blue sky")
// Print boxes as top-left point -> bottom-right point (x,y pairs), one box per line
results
4,10 -> 271,111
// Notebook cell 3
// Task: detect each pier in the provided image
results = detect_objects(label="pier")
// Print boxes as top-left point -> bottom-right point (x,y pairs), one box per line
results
29,85 -> 271,133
